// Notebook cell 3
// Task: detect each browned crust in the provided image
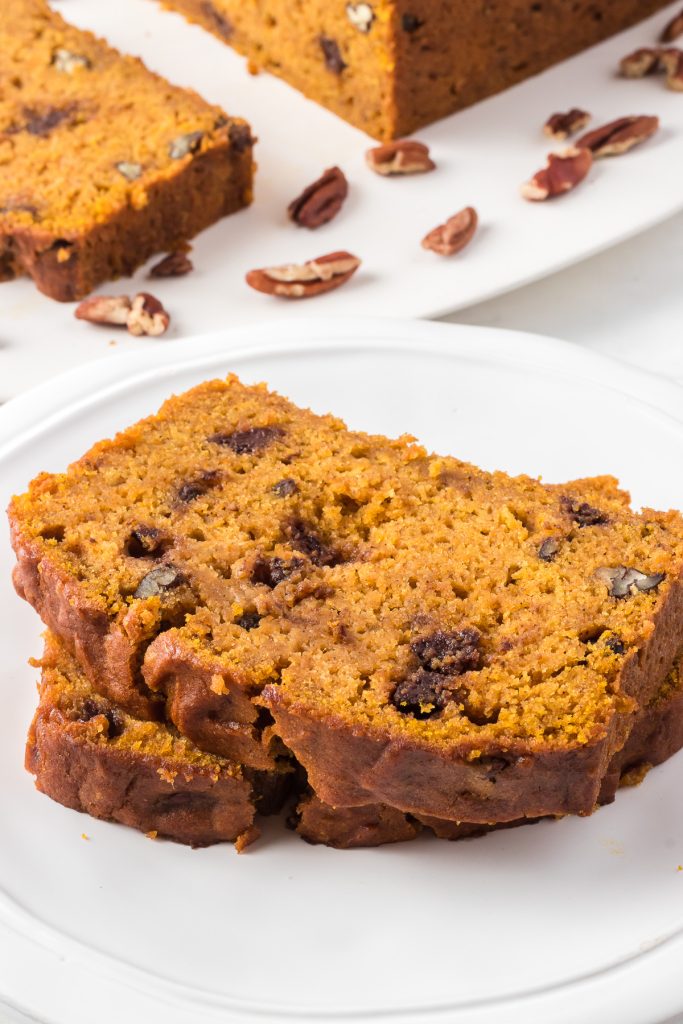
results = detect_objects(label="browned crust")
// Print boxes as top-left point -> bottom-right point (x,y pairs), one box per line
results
264,575 -> 683,823
294,676 -> 683,847
145,634 -> 280,771
25,702 -> 288,848
1,127 -> 254,302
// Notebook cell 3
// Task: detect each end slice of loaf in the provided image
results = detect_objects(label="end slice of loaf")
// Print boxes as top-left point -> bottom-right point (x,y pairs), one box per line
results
0,0 -> 254,300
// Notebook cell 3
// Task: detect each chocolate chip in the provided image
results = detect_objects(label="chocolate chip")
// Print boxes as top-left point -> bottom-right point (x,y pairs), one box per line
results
287,519 -> 340,567
168,132 -> 204,160
116,161 -> 143,181
392,669 -> 447,719
605,635 -> 626,655
154,791 -> 217,813
125,525 -> 168,558
52,48 -> 91,73
208,425 -> 284,454
561,497 -> 609,527
402,13 -> 424,32
80,698 -> 124,738
319,36 -> 347,74
228,122 -> 254,153
272,478 -> 298,497
200,2 -> 233,39
411,629 -> 481,675
538,537 -> 561,561
595,566 -> 666,599
134,564 -> 185,599
177,470 -> 221,503
235,612 -> 262,631
251,556 -> 304,588
21,106 -> 73,137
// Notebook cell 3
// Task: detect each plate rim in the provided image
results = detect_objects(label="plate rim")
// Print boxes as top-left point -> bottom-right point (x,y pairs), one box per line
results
2,316 -> 683,1024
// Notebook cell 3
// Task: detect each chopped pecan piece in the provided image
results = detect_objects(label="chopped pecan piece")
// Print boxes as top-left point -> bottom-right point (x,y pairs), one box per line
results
661,8 -> 683,42
595,566 -> 665,599
288,167 -> 348,228
421,206 -> 478,255
576,116 -> 659,157
543,108 -> 591,140
75,294 -> 131,326
366,139 -> 435,175
661,48 -> 683,90
126,292 -> 170,337
149,251 -> 193,278
246,252 -> 361,299
521,147 -> 592,201
619,47 -> 662,78
116,161 -> 143,181
346,3 -> 374,32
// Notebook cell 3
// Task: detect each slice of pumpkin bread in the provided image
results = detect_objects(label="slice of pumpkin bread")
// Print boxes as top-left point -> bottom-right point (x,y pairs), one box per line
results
9,374 -> 683,823
0,0 -> 254,301
293,648 -> 683,848
26,633 -> 289,848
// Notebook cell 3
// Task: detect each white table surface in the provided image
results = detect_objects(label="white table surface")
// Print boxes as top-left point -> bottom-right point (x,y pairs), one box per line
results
3,209 -> 681,402
444,209 -> 683,388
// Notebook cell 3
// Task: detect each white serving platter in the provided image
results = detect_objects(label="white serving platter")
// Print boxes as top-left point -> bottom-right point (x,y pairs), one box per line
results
0,318 -> 683,1024
1,2 -> 683,396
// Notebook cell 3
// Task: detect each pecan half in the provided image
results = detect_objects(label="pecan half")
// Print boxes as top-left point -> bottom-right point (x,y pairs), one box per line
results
75,294 -> 131,326
366,139 -> 435,175
421,206 -> 478,255
246,252 -> 361,298
661,7 -> 683,43
520,147 -> 592,201
288,167 -> 348,228
126,293 -> 170,336
661,48 -> 683,90
619,47 -> 662,78
149,251 -> 193,278
543,108 -> 591,141
576,116 -> 659,157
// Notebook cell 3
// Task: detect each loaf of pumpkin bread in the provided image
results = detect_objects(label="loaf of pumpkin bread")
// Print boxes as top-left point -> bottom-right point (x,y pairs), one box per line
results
0,0 -> 254,300
10,375 -> 683,827
156,0 -> 670,139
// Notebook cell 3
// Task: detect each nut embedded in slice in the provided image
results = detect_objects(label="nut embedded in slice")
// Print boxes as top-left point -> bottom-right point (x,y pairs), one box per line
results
660,48 -> 683,91
576,116 -> 659,157
74,294 -> 132,326
421,207 -> 478,256
366,139 -> 435,176
346,3 -> 374,32
661,7 -> 683,43
126,293 -> 171,337
520,147 -> 593,201
543,108 -> 591,141
245,251 -> 361,298
287,167 -> 349,229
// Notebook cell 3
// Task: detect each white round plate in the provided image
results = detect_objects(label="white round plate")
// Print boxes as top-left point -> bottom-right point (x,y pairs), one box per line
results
2,1 -> 683,396
1,319 -> 683,1024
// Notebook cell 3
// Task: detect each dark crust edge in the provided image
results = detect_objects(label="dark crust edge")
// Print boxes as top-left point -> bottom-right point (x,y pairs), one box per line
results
25,705 -> 288,848
264,572 -> 683,823
0,123 -> 253,301
294,676 -> 683,848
